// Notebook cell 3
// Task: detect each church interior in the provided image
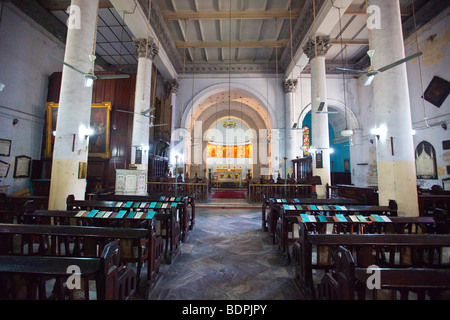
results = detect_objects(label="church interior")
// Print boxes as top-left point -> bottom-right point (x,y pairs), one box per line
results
0,0 -> 449,302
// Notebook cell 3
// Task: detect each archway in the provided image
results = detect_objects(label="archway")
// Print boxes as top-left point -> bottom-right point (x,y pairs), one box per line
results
300,103 -> 361,186
177,85 -> 277,181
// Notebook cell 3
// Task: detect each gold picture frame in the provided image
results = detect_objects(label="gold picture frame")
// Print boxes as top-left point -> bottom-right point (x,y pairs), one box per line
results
45,102 -> 112,158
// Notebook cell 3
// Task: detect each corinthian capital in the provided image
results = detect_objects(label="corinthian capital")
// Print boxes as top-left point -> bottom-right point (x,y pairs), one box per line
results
164,79 -> 179,97
133,38 -> 159,60
282,79 -> 298,93
302,36 -> 331,60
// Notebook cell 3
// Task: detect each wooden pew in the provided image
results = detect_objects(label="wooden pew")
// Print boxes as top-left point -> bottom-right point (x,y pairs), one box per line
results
0,241 -> 135,300
318,246 -> 450,300
292,226 -> 450,299
275,203 -> 398,263
418,193 -> 450,217
325,184 -> 379,205
64,197 -> 180,263
93,193 -> 196,241
263,197 -> 362,239
20,209 -> 166,284
0,223 -> 150,291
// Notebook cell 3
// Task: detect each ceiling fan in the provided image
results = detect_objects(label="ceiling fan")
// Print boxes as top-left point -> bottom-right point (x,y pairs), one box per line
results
50,54 -> 130,87
335,50 -> 423,86
315,99 -> 339,114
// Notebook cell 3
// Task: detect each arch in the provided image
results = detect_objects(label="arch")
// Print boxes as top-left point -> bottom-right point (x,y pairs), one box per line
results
180,82 -> 278,131
297,99 -> 361,131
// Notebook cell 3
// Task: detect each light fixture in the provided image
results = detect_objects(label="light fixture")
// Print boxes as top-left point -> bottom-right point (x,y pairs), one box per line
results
411,129 -> 416,136
0,82 -> 5,92
84,70 -> 97,87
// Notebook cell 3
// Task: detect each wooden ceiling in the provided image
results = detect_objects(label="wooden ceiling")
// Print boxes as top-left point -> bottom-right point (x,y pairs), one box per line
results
16,0 -> 450,74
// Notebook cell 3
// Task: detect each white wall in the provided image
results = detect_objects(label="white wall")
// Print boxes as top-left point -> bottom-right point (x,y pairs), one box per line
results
405,8 -> 450,189
328,8 -> 450,189
0,3 -> 65,194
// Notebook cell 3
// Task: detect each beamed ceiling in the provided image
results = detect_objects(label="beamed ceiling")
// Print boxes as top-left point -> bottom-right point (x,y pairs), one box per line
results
12,0 -> 450,75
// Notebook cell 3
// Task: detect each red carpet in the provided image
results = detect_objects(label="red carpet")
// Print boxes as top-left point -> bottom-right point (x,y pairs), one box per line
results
212,192 -> 246,199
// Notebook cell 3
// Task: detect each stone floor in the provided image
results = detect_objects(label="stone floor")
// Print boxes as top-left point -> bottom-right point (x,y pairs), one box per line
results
136,208 -> 304,300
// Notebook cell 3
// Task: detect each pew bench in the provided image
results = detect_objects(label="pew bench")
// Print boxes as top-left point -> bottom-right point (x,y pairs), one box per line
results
275,204 -> 398,263
318,246 -> 450,300
65,197 -> 182,260
61,198 -> 180,264
94,193 -> 196,234
292,229 -> 450,299
263,197 -> 362,238
325,184 -> 379,205
0,241 -> 135,300
19,210 -> 165,284
0,223 -> 154,291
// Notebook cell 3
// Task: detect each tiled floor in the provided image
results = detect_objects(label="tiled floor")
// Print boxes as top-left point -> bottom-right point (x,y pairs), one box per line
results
137,208 -> 303,300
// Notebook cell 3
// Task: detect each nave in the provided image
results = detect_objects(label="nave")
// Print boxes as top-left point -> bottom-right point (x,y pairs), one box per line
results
143,208 -> 300,300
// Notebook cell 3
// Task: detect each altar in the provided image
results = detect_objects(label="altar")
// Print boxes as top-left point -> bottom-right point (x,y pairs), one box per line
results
216,169 -> 242,182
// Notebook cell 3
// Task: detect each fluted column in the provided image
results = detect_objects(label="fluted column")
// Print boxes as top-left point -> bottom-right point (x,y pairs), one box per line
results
131,37 -> 159,169
303,36 -> 331,198
370,0 -> 419,216
48,0 -> 100,210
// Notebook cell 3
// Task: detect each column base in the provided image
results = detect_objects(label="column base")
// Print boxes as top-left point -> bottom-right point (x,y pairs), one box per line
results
313,166 -> 330,199
377,160 -> 419,217
49,158 -> 87,210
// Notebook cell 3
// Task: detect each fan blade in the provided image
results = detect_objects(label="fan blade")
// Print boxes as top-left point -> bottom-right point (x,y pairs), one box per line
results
365,74 -> 375,86
116,109 -> 135,115
378,52 -> 423,73
96,74 -> 131,80
317,101 -> 325,112
335,68 -> 368,75
49,55 -> 86,75
141,108 -> 155,115
149,124 -> 168,127
117,109 -> 155,118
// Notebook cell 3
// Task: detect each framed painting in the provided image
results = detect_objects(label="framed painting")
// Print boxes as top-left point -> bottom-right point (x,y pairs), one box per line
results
423,76 -> 449,108
45,102 -> 111,158
13,155 -> 31,178
0,139 -> 11,157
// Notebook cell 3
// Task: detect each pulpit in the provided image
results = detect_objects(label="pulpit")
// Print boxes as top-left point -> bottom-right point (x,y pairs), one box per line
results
115,169 -> 147,196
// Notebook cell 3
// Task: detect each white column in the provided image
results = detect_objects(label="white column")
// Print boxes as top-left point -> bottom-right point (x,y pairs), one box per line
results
283,79 -> 303,177
165,79 -> 179,167
48,0 -> 100,210
131,38 -> 158,169
303,36 -> 332,198
349,129 -> 366,186
370,0 -> 419,216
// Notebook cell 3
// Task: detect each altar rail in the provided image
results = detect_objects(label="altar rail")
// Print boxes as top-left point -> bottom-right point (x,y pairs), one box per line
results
248,184 -> 314,203
147,182 -> 209,203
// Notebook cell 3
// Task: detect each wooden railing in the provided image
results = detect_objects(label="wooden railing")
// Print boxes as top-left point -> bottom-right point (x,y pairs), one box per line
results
147,182 -> 209,202
248,184 -> 314,203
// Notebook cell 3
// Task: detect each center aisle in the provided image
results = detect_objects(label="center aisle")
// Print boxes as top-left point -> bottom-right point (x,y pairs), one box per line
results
146,208 -> 302,300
